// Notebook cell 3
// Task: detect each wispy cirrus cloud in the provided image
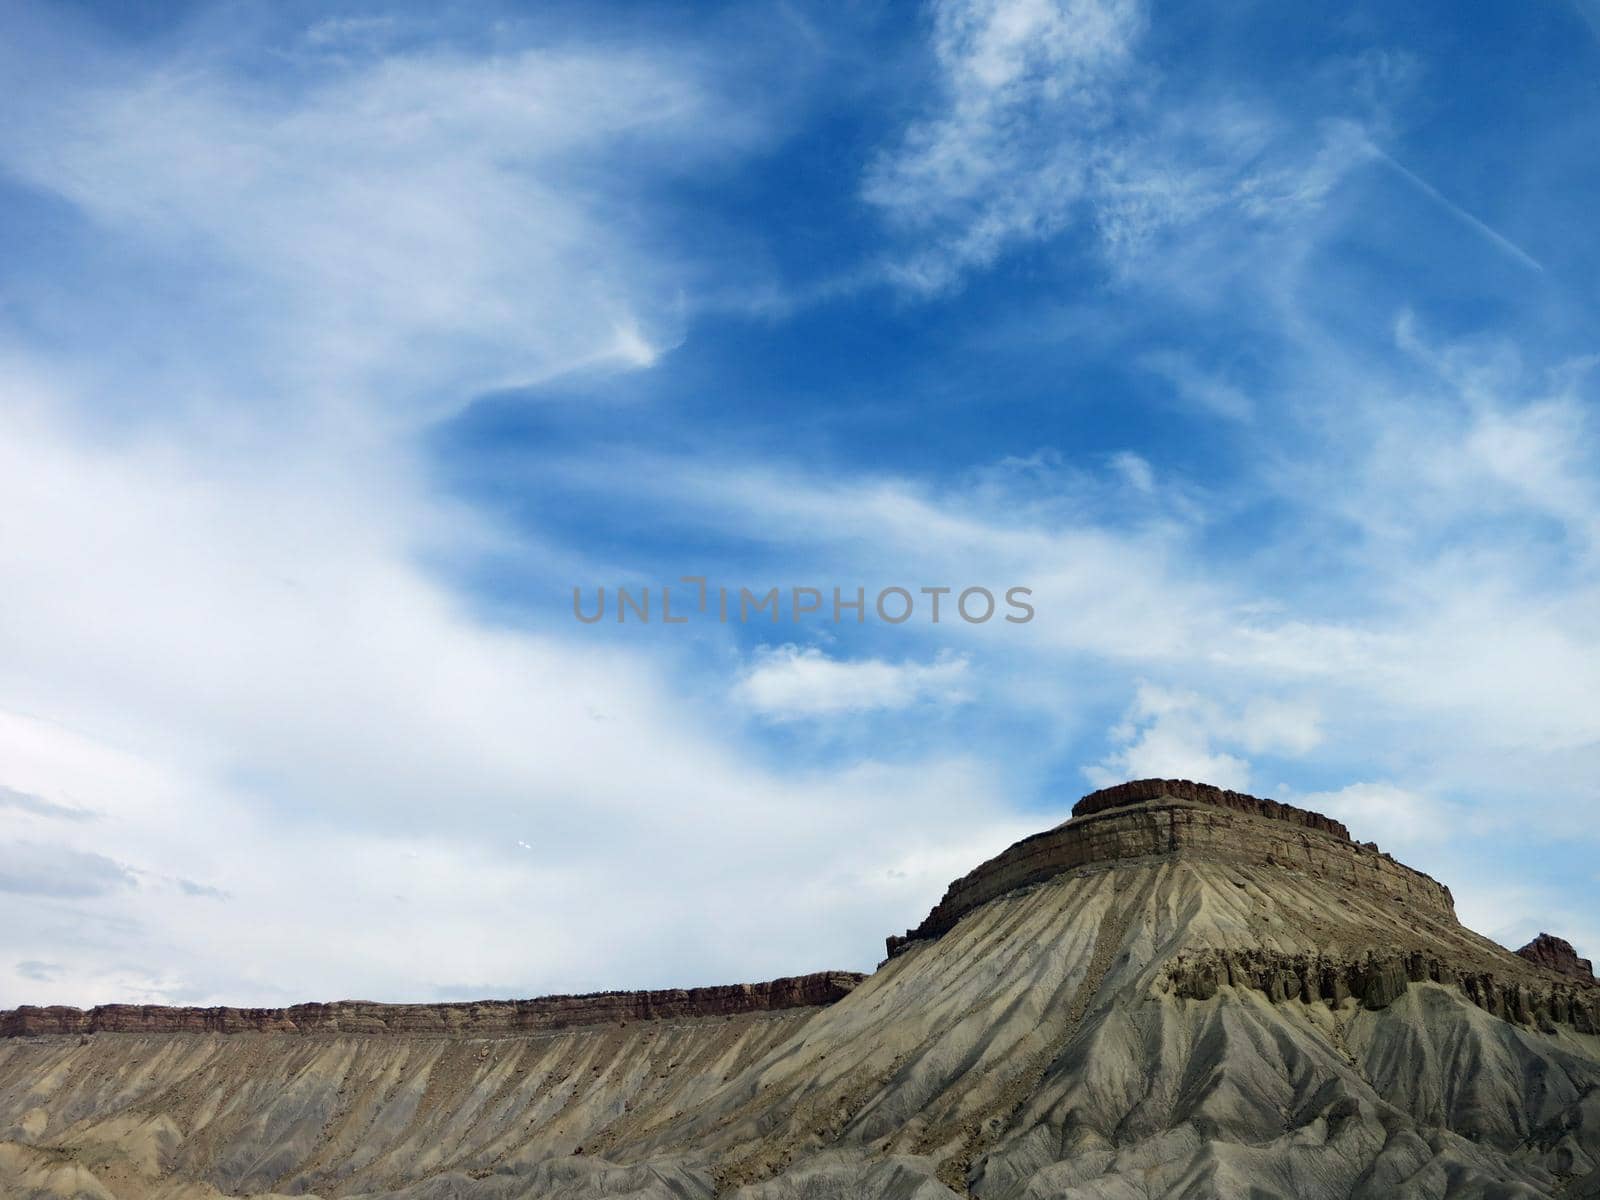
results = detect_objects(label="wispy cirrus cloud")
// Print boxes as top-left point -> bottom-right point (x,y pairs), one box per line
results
864,0 -> 1145,290
860,0 -> 1389,296
0,784 -> 96,822
0,18 -> 769,418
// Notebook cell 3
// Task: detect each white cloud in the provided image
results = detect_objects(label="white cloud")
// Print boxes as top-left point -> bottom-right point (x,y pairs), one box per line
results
1383,317 -> 1600,556
0,17 -> 1019,1007
581,451 -> 1228,664
861,0 -> 1378,296
0,676 -> 1015,1005
1089,112 -> 1371,286
736,646 -> 972,720
0,379 -> 1034,1005
1138,351 -> 1254,422
1085,687 -> 1250,792
0,842 -> 136,899
1088,734 -> 1251,793
1108,451 -> 1155,494
1451,879 -> 1600,971
0,784 -> 96,822
302,15 -> 403,53
1235,696 -> 1325,757
863,0 -> 1144,290
1085,684 -> 1323,793
547,381 -> 1600,835
1293,782 -> 1452,848
0,26 -> 764,418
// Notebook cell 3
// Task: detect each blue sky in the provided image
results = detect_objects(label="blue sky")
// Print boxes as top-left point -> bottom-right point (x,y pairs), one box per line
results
1,0 -> 1598,1006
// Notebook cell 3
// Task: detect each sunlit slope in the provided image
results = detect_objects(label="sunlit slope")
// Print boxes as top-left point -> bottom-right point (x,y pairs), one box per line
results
3,785 -> 1597,1199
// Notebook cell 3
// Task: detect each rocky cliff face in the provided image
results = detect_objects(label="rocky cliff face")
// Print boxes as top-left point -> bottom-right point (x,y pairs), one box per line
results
0,972 -> 864,1038
1518,932 -> 1596,981
2,779 -> 1597,1200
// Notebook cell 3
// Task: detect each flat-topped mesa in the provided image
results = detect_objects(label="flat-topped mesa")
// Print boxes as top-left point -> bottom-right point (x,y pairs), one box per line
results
886,778 -> 1455,957
0,971 -> 864,1038
1071,778 -> 1353,840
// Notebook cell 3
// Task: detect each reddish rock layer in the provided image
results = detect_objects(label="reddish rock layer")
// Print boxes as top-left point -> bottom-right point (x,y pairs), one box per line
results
1517,932 -> 1596,981
1073,778 -> 1352,840
887,782 -> 1454,957
0,971 -> 864,1038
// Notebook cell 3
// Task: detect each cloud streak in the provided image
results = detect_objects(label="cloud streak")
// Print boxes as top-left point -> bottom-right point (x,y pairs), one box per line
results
0,18 -> 768,420
0,784 -> 96,822
737,647 -> 972,719
864,0 -> 1144,290
0,842 -> 136,899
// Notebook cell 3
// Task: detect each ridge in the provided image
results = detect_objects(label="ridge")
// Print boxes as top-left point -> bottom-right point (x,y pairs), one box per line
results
0,970 -> 864,1038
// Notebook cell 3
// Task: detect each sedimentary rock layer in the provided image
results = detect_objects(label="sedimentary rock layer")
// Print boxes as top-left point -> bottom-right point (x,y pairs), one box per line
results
887,780 -> 1454,956
1071,777 -> 1352,838
1166,946 -> 1600,1030
0,971 -> 864,1038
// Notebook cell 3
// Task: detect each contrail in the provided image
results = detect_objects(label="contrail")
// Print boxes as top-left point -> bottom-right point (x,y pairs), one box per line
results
1370,146 -> 1545,274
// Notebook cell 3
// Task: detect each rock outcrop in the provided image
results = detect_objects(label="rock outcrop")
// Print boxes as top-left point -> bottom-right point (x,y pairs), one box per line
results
1517,931 -> 1596,980
886,778 -> 1453,956
0,971 -> 864,1038
1167,946 -> 1600,1029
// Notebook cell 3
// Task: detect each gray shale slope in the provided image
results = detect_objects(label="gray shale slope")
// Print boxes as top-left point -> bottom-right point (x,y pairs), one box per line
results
2,779 -> 1597,1199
